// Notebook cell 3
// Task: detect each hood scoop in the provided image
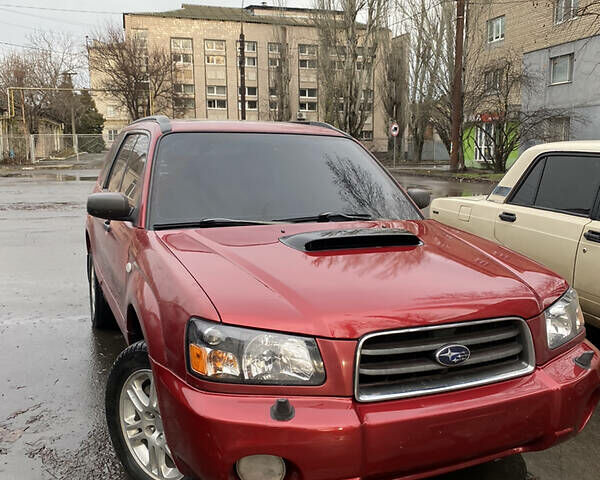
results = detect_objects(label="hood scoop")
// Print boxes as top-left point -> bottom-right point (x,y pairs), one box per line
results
280,228 -> 422,252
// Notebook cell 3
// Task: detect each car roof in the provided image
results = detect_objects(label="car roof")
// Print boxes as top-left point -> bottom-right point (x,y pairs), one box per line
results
129,118 -> 347,137
525,140 -> 600,153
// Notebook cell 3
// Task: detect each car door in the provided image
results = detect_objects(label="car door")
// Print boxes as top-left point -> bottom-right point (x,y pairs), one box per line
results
104,133 -> 150,317
94,133 -> 143,319
494,154 -> 599,284
574,209 -> 600,325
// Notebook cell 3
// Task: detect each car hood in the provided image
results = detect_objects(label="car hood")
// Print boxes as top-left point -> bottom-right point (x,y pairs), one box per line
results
157,220 -> 567,339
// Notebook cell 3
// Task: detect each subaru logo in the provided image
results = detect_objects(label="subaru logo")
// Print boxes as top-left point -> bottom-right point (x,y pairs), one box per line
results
435,344 -> 471,367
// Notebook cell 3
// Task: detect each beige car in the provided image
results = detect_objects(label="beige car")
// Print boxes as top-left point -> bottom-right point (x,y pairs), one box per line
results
431,141 -> 600,326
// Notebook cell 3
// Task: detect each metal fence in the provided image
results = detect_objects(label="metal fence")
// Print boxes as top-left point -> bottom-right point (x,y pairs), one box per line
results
0,134 -> 108,164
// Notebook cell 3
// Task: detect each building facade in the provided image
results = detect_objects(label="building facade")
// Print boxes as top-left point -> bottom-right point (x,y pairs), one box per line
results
90,3 -> 389,151
464,0 -> 600,169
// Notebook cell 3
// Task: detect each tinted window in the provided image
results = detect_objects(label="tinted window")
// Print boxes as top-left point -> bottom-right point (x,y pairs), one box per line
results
510,158 -> 545,206
106,135 -> 138,192
535,155 -> 600,215
120,135 -> 149,207
99,133 -> 124,184
150,133 -> 420,226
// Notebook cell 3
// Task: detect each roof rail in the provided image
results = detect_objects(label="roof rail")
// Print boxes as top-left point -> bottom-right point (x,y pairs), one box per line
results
290,120 -> 350,137
131,115 -> 172,133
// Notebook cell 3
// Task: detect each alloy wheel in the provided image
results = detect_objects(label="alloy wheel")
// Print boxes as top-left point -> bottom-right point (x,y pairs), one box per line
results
118,369 -> 183,480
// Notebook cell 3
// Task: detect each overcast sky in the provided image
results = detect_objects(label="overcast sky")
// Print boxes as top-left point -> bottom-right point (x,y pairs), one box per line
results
0,0 -> 312,51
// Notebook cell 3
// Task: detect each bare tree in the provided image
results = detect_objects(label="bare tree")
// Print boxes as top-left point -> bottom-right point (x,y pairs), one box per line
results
269,19 -> 292,121
0,32 -> 82,134
88,25 -> 172,121
465,52 -> 578,172
396,0 -> 447,162
312,0 -> 388,138
379,33 -> 408,153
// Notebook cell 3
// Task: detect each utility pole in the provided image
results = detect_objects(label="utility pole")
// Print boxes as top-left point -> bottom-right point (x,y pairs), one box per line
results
450,0 -> 465,172
239,25 -> 246,120
63,71 -> 79,162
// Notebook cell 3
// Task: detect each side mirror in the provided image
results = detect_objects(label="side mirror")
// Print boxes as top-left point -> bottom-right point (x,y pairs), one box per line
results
407,188 -> 431,209
87,192 -> 133,221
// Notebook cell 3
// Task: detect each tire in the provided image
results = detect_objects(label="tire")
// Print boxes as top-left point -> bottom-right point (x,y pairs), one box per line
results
106,341 -> 186,480
88,253 -> 116,329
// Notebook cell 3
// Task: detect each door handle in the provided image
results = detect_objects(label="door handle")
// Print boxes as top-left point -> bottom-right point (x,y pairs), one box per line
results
584,230 -> 600,243
103,220 -> 111,232
499,212 -> 517,222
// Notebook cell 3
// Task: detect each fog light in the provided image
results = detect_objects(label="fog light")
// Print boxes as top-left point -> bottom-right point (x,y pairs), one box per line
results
236,455 -> 285,480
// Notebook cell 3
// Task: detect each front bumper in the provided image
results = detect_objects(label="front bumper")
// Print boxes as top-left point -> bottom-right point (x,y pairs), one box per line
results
153,341 -> 600,480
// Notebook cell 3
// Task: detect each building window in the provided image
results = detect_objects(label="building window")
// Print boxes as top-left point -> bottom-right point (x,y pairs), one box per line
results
131,29 -> 147,48
174,84 -> 195,95
238,40 -> 257,53
206,55 -> 225,65
238,56 -> 256,67
268,42 -> 281,54
484,68 -> 502,92
359,130 -> 373,141
108,129 -> 119,141
239,86 -> 257,96
106,105 -> 118,117
269,58 -> 281,68
299,101 -> 317,112
299,44 -> 317,56
207,99 -> 227,109
173,53 -> 193,65
299,59 -> 317,69
269,100 -> 279,111
207,85 -> 227,96
550,53 -> 573,84
238,100 -> 257,110
205,40 -> 225,51
475,123 -> 495,162
545,117 -> 570,141
299,88 -> 317,98
171,38 -> 192,51
555,0 -> 578,24
487,16 -> 505,43
174,97 -> 195,109
269,87 -> 277,96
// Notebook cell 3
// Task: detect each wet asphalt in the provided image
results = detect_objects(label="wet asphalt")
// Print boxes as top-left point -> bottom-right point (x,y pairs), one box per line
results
0,161 -> 598,479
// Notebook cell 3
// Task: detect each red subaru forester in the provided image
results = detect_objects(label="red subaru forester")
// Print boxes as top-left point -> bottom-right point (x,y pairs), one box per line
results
86,116 -> 600,480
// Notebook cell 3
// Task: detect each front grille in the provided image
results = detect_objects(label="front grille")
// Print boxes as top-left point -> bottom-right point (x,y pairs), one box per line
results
355,318 -> 535,402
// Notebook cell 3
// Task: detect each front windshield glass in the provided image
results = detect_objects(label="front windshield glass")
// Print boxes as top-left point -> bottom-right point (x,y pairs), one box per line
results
149,132 -> 420,227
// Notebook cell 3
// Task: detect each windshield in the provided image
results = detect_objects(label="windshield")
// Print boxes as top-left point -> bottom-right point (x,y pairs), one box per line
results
149,132 -> 420,227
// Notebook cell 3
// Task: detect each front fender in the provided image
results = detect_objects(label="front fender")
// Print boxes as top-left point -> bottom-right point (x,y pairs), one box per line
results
430,196 -> 497,241
125,230 -> 221,379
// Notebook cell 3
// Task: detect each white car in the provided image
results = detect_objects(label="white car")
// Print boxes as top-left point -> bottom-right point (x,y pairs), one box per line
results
431,141 -> 600,326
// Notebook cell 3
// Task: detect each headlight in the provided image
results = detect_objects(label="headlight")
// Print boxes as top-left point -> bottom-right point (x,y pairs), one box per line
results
186,318 -> 325,385
545,287 -> 585,349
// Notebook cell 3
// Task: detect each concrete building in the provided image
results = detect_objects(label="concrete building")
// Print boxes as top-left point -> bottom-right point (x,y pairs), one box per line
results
89,3 -> 390,151
464,0 -> 600,169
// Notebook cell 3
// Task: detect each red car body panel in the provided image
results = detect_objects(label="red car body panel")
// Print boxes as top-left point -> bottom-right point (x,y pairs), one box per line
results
86,119 -> 600,480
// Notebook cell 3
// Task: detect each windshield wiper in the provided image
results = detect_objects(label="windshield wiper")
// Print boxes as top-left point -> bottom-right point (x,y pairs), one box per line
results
154,218 -> 278,230
274,211 -> 376,223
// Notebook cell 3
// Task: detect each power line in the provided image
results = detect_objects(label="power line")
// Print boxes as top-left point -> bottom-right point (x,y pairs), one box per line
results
0,4 -> 121,14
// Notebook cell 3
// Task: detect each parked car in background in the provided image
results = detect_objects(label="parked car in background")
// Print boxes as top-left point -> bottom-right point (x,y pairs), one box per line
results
86,119 -> 600,480
431,142 -> 600,327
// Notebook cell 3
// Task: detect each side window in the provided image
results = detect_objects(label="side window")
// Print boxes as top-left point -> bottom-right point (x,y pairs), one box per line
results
106,135 -> 138,192
99,132 -> 124,184
120,135 -> 149,207
510,158 -> 546,206
535,155 -> 600,216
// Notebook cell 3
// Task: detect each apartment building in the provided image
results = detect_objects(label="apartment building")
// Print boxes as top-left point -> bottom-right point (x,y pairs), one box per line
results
465,0 -> 600,168
90,3 -> 389,151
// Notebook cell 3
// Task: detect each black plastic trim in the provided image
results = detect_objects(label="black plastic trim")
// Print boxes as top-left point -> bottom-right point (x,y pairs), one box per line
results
280,228 -> 422,252
131,115 -> 172,133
